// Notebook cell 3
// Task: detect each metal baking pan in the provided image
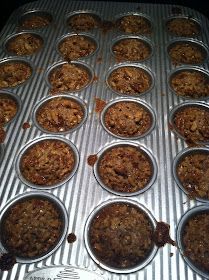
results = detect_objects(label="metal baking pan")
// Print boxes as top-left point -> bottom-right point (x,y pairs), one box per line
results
0,1 -> 209,280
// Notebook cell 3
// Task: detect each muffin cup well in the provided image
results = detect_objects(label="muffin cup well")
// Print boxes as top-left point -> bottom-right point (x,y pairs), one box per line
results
0,57 -> 33,89
84,198 -> 158,273
45,60 -> 94,93
106,63 -> 155,97
0,191 -> 68,264
168,66 -> 209,100
32,94 -> 88,134
3,31 -> 44,56
94,141 -> 157,196
176,205 -> 209,279
114,12 -> 153,35
18,10 -> 53,29
173,147 -> 209,203
66,10 -> 102,31
167,38 -> 208,65
111,35 -> 153,62
169,101 -> 209,145
100,98 -> 156,140
165,15 -> 201,37
0,90 -> 21,126
56,32 -> 99,60
15,136 -> 79,189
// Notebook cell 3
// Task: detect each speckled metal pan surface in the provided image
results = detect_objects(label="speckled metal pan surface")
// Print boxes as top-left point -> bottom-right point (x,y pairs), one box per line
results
0,1 -> 209,280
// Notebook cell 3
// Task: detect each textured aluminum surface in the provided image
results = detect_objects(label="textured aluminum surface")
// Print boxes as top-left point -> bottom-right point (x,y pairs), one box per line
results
0,191 -> 69,264
0,1 -> 209,279
84,198 -> 158,273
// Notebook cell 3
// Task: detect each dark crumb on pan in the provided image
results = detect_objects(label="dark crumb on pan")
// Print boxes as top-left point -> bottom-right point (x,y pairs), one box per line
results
89,202 -> 154,269
183,212 -> 209,273
177,152 -> 209,200
0,253 -> 16,271
153,222 -> 176,247
87,154 -> 98,166
67,233 -> 77,243
95,98 -> 106,113
170,253 -> 174,257
22,122 -> 30,129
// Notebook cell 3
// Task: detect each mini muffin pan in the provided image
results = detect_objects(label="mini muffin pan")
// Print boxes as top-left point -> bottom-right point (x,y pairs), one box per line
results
0,1 -> 209,279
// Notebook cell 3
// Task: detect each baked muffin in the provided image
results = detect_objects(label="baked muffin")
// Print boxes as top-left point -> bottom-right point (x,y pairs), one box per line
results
20,139 -> 76,186
173,106 -> 209,143
1,198 -> 62,258
6,33 -> 43,56
104,101 -> 152,138
58,35 -> 97,60
48,63 -> 91,94
89,202 -> 154,269
166,18 -> 200,37
182,212 -> 209,273
117,15 -> 152,35
170,70 -> 209,99
98,145 -> 153,193
19,13 -> 52,29
176,151 -> 209,199
0,62 -> 32,88
36,97 -> 84,132
168,42 -> 206,65
112,38 -> 151,62
0,95 -> 18,124
67,13 -> 100,31
108,66 -> 152,96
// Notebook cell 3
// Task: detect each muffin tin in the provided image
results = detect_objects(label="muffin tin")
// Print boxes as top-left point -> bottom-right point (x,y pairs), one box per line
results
0,1 -> 209,279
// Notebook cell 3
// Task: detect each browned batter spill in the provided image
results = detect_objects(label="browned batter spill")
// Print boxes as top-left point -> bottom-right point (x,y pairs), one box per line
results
94,98 -> 106,113
67,233 -> 77,243
87,154 -> 98,166
153,221 -> 176,247
0,253 -> 16,271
